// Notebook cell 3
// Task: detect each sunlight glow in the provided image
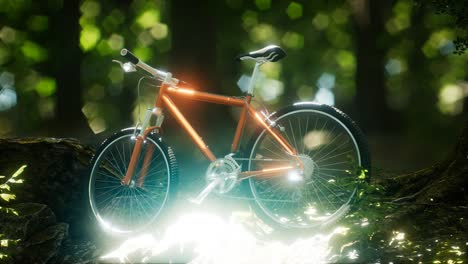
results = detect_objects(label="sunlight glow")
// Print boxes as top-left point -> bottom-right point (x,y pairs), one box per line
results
137,10 -> 160,29
282,32 -> 304,49
389,231 -> 406,246
314,73 -> 335,106
360,218 -> 369,227
303,130 -> 329,150
347,249 -> 359,260
0,87 -> 16,111
422,30 -> 455,58
0,26 -> 16,43
0,71 -> 16,111
80,25 -> 101,51
385,58 -> 404,76
21,41 -> 47,62
286,2 -> 303,20
258,78 -> 284,102
438,83 -> 466,115
82,103 -> 107,134
314,88 -> 334,105
312,13 -> 329,30
107,34 -> 124,50
35,77 -> 56,97
250,23 -> 277,43
255,0 -> 271,11
101,212 -> 351,263
150,23 -> 168,40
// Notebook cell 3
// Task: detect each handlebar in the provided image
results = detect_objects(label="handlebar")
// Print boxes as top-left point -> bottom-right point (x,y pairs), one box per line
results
120,49 -> 139,64
120,48 -> 179,85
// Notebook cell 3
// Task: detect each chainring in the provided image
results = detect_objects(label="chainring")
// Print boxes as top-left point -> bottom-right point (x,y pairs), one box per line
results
205,155 -> 241,194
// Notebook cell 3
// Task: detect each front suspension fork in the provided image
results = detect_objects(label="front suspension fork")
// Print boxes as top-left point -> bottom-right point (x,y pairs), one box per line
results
121,107 -> 164,186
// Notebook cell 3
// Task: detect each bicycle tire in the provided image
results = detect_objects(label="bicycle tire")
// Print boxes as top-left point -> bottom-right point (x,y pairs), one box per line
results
88,128 -> 178,235
246,102 -> 371,231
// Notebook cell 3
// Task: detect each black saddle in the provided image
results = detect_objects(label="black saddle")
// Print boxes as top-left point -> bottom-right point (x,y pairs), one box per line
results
236,45 -> 286,63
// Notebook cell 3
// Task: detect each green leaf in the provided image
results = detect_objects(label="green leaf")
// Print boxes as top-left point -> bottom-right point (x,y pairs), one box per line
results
357,169 -> 368,180
11,165 -> 27,179
8,179 -> 23,184
0,184 -> 10,191
0,175 -> 5,179
0,193 -> 16,202
0,239 -> 8,247
5,208 -> 18,215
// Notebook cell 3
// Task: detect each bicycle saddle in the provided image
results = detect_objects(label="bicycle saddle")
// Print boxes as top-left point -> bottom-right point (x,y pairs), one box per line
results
236,45 -> 286,63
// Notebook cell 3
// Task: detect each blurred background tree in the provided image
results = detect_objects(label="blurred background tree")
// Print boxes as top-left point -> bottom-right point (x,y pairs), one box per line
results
0,0 -> 466,171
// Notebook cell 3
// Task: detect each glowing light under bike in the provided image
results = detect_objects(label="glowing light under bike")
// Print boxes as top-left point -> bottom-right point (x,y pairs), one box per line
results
101,211 -> 351,263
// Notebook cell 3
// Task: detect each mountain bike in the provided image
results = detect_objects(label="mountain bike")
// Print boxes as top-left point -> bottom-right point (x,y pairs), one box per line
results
88,45 -> 371,235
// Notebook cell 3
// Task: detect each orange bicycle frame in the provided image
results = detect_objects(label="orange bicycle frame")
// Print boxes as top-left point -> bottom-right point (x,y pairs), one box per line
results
122,83 -> 298,185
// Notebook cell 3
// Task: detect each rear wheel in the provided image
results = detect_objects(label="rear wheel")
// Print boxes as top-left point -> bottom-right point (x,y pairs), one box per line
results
247,103 -> 370,231
88,129 -> 178,235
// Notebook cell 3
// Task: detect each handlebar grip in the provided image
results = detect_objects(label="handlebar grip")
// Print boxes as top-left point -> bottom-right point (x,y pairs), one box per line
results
121,49 -> 139,64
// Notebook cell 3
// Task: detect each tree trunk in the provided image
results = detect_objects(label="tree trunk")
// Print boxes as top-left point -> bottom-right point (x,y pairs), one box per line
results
48,0 -> 93,138
167,0 -> 234,156
168,0 -> 219,94
117,0 -> 136,129
381,119 -> 468,206
349,0 -> 394,133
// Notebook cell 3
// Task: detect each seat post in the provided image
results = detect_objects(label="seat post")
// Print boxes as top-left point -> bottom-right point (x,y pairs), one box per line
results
247,61 -> 263,95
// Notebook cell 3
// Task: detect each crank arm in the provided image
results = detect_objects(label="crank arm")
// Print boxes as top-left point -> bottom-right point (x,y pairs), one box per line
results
189,178 -> 222,204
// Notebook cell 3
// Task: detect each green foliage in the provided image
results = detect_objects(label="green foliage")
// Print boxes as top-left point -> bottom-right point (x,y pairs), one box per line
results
0,165 -> 26,261
286,2 -> 302,20
331,177 -> 467,262
416,0 -> 468,54
0,0 -> 466,172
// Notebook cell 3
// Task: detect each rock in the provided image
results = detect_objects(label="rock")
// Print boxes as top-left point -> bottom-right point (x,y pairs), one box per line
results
0,138 -> 94,238
0,203 -> 56,241
0,203 -> 69,264
50,239 -> 100,264
14,223 -> 69,264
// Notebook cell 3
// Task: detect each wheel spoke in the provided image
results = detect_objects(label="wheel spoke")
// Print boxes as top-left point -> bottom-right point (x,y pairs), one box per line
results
248,108 -> 365,229
89,133 -> 174,234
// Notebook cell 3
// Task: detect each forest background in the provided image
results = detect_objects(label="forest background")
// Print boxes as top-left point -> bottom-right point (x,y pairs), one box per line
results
0,0 -> 467,172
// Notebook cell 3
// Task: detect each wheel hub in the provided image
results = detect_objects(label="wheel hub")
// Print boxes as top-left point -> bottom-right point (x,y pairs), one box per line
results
297,154 -> 316,181
129,180 -> 136,188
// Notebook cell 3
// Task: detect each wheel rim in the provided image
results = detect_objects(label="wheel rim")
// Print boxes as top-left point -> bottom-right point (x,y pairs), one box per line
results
249,109 -> 362,229
89,134 -> 171,234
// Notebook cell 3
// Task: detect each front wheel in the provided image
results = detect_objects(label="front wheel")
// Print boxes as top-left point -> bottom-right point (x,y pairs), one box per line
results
246,103 -> 371,231
88,129 -> 178,235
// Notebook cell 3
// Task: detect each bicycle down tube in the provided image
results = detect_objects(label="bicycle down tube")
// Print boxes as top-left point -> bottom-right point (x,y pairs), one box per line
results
122,82 -> 298,186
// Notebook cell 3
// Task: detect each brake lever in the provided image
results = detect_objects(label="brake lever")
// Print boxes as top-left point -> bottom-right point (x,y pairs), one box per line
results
112,60 -> 137,73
